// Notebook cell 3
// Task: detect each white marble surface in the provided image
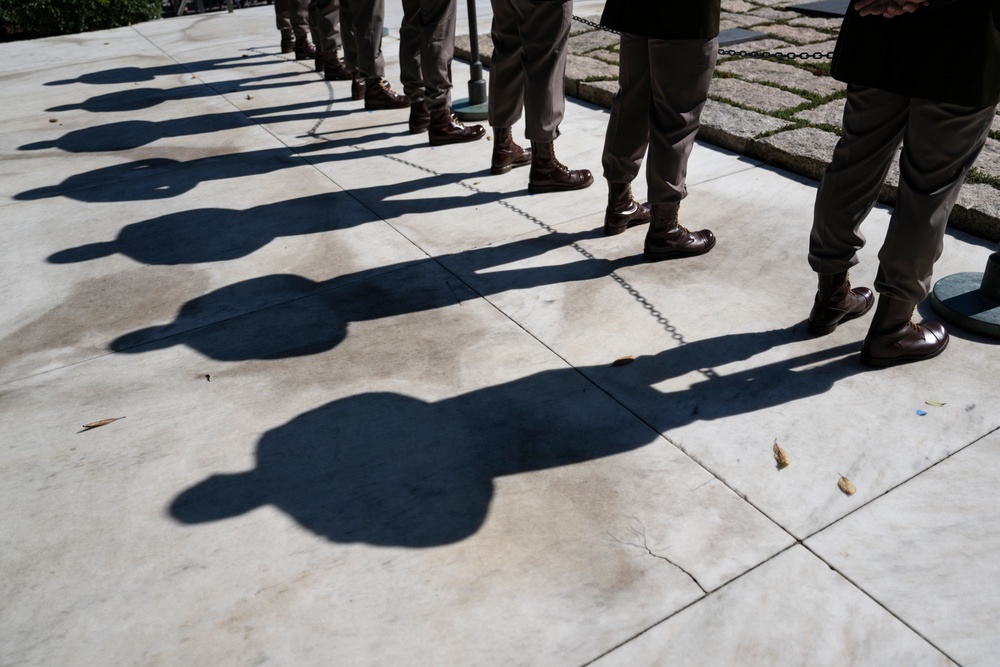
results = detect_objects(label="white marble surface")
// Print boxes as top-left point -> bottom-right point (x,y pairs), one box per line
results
807,430 -> 1000,666
2,6 -> 998,666
0,261 -> 791,665
591,546 -> 955,666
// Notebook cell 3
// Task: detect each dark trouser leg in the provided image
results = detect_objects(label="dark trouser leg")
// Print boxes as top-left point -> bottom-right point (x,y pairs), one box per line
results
875,98 -> 996,302
645,36 -> 716,206
808,85 -> 908,277
487,0 -> 525,129
602,33 -> 650,186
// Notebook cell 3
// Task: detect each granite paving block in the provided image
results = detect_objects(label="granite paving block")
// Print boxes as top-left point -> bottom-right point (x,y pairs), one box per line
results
567,29 -> 620,55
756,22 -> 833,44
973,138 -> 1000,178
698,99 -> 795,153
747,7 -> 796,20
808,430 -> 1000,667
590,547 -> 951,666
720,12 -> 770,28
754,126 -> 840,180
715,58 -> 844,97
794,98 -> 846,126
710,78 -> 809,112
579,79 -> 619,109
788,0 -> 851,17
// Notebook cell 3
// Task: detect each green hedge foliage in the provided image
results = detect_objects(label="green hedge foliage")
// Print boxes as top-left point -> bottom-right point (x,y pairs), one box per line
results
0,0 -> 161,41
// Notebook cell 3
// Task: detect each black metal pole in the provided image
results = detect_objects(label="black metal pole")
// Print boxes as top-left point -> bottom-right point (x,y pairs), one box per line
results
453,0 -> 489,120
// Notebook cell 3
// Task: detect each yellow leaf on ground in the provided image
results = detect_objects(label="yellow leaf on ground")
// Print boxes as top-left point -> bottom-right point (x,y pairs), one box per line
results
773,441 -> 791,469
925,401 -> 946,407
838,475 -> 856,496
82,417 -> 126,429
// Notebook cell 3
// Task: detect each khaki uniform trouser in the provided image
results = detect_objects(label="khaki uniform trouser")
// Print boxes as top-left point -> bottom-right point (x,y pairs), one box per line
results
339,0 -> 385,78
601,34 -> 717,206
399,0 -> 457,111
487,0 -> 571,142
809,84 -> 997,303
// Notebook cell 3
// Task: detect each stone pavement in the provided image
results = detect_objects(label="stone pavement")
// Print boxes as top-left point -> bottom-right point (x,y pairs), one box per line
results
2,3 -> 999,666
456,0 -> 1000,241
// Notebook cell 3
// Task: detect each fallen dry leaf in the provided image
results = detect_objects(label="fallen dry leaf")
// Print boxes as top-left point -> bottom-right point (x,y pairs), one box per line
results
82,416 -> 126,429
773,440 -> 791,469
245,94 -> 254,100
48,118 -> 58,123
611,356 -> 635,367
925,401 -> 946,407
838,475 -> 856,496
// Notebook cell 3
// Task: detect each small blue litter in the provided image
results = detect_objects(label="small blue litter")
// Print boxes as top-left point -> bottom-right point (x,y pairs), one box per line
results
916,409 -> 927,416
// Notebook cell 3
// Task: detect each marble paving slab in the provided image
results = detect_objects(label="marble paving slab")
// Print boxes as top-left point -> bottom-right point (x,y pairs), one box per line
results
439,162 -> 1000,538
807,430 -> 1000,666
590,546 -> 952,666
0,261 -> 791,666
0,26 -> 163,77
0,163 -> 421,382
1,94 -> 282,202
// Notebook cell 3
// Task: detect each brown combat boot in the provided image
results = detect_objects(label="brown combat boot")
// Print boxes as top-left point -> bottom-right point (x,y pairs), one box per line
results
428,109 -> 485,145
860,296 -> 949,367
604,182 -> 651,236
351,75 -> 366,101
807,271 -> 875,336
408,100 -> 431,134
294,40 -> 317,60
490,127 -> 532,175
364,78 -> 409,110
643,203 -> 715,261
528,141 -> 593,193
280,30 -> 295,54
323,51 -> 353,80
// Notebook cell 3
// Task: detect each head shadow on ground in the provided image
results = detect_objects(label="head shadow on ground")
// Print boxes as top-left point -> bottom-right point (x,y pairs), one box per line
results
168,325 -> 862,547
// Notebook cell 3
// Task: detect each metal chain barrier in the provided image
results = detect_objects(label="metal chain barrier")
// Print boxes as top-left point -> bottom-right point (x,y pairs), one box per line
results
571,14 -> 832,62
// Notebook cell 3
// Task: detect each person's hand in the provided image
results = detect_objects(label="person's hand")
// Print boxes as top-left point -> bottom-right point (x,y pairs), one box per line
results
854,0 -> 929,16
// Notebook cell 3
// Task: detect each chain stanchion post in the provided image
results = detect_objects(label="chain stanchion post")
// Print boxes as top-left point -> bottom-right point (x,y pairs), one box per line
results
452,0 -> 489,121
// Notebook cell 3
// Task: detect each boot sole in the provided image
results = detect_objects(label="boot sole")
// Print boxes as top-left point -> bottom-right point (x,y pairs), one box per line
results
643,237 -> 717,261
528,174 -> 595,194
429,132 -> 486,146
860,338 -> 949,368
364,103 -> 411,111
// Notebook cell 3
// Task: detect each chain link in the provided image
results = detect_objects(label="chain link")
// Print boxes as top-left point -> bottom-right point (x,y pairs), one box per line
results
572,15 -> 833,62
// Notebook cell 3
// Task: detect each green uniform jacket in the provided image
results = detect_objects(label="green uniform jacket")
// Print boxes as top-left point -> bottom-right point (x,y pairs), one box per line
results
600,1 -> 721,40
832,0 -> 1000,107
